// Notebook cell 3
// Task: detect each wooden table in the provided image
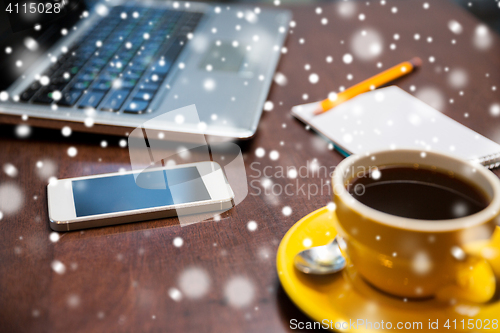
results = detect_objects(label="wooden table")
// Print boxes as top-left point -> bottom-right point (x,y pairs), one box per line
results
1,1 -> 499,332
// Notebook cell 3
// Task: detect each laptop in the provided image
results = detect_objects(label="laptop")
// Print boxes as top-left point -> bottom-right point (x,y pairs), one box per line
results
0,0 -> 290,139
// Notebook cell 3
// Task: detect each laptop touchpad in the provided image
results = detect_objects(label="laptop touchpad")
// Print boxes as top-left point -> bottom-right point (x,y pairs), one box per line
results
199,41 -> 246,72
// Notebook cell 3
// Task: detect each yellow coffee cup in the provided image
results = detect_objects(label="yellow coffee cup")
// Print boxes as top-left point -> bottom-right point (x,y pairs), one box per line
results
332,149 -> 500,303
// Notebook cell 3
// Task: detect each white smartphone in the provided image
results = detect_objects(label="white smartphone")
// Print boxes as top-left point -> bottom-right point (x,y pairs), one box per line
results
47,161 -> 234,231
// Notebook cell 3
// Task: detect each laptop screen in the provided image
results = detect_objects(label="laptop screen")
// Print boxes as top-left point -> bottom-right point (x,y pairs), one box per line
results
0,0 -> 94,91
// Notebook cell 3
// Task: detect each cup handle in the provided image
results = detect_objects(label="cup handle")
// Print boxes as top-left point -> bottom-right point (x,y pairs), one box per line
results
437,226 -> 500,303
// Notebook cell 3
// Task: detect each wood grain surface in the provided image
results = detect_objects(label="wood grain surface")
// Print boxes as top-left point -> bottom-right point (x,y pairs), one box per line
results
1,1 -> 499,332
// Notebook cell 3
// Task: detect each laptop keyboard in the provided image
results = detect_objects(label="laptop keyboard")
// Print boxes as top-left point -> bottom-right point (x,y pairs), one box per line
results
19,5 -> 203,114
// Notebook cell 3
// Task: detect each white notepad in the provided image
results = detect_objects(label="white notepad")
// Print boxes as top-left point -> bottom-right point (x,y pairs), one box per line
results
292,86 -> 500,169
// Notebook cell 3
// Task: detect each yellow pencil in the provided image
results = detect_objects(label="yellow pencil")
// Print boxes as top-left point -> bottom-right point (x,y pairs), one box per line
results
313,57 -> 422,115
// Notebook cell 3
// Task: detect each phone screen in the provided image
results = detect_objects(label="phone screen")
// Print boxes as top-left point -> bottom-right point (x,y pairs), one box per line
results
72,167 -> 211,217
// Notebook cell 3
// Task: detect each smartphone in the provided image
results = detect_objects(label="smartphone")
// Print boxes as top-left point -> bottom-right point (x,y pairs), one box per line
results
47,161 -> 234,231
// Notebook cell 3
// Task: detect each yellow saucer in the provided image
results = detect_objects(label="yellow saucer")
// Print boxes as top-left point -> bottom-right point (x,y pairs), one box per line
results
276,207 -> 500,332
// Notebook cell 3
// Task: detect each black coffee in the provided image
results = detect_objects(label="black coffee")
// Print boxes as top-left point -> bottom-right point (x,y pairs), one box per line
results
347,166 -> 489,220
